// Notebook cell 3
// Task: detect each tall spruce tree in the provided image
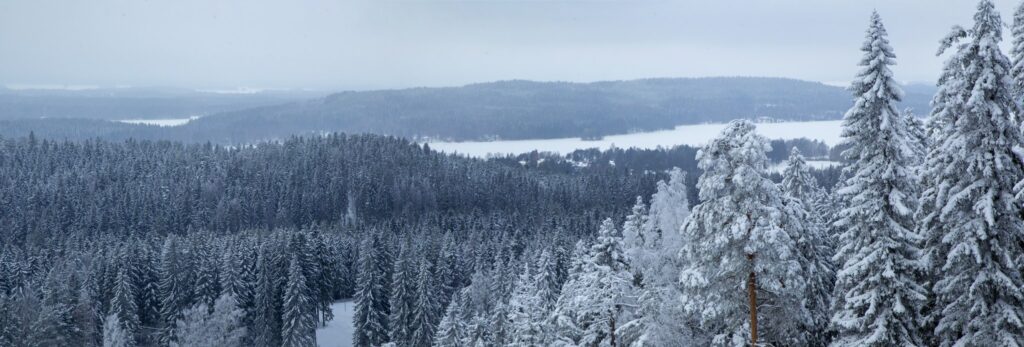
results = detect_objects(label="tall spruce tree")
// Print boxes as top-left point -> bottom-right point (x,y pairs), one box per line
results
353,236 -> 389,347
551,218 -> 634,347
780,148 -> 836,346
919,1 -> 1024,345
388,240 -> 416,347
282,256 -> 316,347
678,120 -> 810,346
110,266 -> 139,347
830,12 -> 926,347
410,256 -> 441,347
1012,0 -> 1024,99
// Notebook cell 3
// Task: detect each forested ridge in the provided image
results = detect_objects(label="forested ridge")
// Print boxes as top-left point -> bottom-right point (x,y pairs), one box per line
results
0,77 -> 933,144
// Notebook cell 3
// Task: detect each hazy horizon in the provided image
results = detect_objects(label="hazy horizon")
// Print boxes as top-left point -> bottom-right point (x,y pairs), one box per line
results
1,0 -> 1015,91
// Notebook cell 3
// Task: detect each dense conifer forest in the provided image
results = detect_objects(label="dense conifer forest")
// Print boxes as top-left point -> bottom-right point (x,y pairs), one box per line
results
7,1 -> 1024,347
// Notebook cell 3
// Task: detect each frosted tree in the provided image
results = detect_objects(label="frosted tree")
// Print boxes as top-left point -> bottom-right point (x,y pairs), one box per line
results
170,294 -> 247,347
282,256 -> 316,347
829,12 -> 926,347
621,196 -> 650,283
507,261 -> 547,346
103,314 -> 131,347
550,218 -> 634,347
353,237 -> 389,347
678,120 -> 809,346
918,1 -> 1024,345
110,266 -> 138,347
410,257 -> 440,347
433,291 -> 467,347
158,236 -> 190,346
779,147 -> 835,345
620,169 -> 695,346
1012,0 -> 1024,98
388,241 -> 415,347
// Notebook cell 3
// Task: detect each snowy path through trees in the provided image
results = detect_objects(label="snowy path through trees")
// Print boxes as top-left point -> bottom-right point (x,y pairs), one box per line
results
316,301 -> 355,347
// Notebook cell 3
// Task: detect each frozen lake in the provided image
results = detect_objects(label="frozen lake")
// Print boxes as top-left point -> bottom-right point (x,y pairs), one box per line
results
118,116 -> 200,127
427,120 -> 844,158
317,300 -> 355,347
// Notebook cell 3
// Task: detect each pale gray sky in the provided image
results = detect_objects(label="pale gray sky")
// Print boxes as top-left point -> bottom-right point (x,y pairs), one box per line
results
0,0 -> 1016,91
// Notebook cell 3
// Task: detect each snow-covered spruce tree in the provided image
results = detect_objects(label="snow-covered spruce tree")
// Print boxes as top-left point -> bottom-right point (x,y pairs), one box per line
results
158,236 -> 190,346
779,147 -> 835,346
388,240 -> 415,347
918,1 -> 1024,345
620,168 -> 695,346
508,261 -> 547,347
550,218 -> 634,347
621,196 -> 650,285
1012,0 -> 1024,98
410,256 -> 441,347
678,120 -> 809,346
282,256 -> 316,347
170,296 -> 247,347
103,314 -> 131,347
110,266 -> 139,347
433,291 -> 467,347
209,294 -> 248,347
353,236 -> 389,347
830,12 -> 927,347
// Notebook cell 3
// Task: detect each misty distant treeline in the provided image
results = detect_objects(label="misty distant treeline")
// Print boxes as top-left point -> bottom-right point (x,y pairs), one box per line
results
0,77 -> 933,144
0,87 -> 318,121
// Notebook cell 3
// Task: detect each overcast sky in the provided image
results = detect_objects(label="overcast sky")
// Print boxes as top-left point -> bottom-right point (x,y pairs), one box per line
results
0,0 -> 1017,91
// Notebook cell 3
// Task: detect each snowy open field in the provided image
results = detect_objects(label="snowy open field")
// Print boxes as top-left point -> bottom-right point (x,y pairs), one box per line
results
317,301 -> 355,347
427,120 -> 844,158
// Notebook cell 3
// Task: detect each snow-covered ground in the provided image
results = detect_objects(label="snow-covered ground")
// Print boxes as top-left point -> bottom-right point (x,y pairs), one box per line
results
427,120 -> 844,158
768,159 -> 840,172
317,301 -> 355,347
118,116 -> 200,127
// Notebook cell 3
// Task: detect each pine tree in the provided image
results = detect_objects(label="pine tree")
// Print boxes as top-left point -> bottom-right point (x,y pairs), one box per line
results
918,1 -> 1024,345
678,120 -> 810,346
282,256 -> 316,347
388,241 -> 415,347
353,237 -> 389,347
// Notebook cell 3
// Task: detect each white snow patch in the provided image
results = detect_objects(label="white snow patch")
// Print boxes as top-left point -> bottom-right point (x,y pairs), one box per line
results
316,300 -> 355,347
118,116 -> 200,127
769,160 -> 840,173
427,120 -> 844,158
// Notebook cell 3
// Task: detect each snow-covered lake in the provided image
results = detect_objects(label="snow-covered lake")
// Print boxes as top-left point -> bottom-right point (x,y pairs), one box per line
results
117,116 -> 200,127
317,300 -> 355,347
427,120 -> 844,158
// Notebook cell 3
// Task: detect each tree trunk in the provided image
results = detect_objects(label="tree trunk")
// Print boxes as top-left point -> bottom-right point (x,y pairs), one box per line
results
747,254 -> 758,347
609,306 -> 617,347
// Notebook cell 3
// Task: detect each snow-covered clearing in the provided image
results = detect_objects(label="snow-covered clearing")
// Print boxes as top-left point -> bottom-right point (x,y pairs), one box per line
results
118,116 -> 199,127
769,159 -> 840,172
317,300 -> 355,347
427,120 -> 844,158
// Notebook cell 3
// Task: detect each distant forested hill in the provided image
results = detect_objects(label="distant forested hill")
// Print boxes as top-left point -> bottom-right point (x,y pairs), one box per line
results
0,87 -> 320,120
0,78 -> 934,144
